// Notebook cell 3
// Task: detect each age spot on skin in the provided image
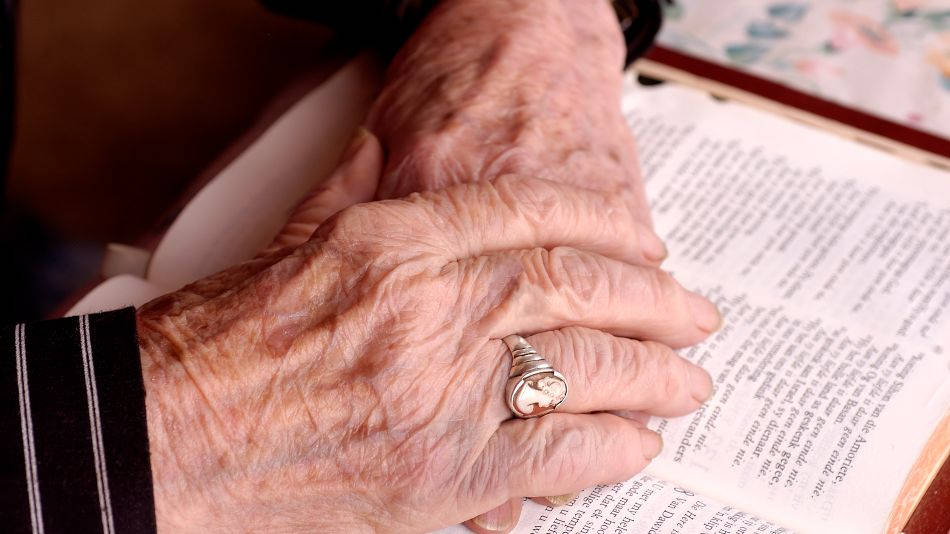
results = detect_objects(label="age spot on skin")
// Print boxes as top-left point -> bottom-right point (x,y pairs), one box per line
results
263,311 -> 313,358
607,147 -> 621,164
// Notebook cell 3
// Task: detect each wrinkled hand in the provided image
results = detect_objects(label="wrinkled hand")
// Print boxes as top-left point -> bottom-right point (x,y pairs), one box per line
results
366,0 -> 654,229
272,2 -> 676,528
138,170 -> 720,532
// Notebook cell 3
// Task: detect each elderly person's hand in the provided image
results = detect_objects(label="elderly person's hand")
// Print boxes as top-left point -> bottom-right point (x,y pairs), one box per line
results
269,3 -> 693,528
138,172 -> 719,532
366,0 -> 656,234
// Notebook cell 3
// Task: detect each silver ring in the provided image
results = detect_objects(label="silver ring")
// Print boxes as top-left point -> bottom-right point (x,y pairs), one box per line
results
503,334 -> 568,418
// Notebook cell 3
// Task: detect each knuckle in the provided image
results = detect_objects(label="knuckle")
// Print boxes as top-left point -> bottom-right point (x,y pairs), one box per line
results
615,341 -> 646,396
321,201 -> 440,266
640,339 -> 672,363
574,330 -> 609,388
551,328 -> 597,394
629,340 -> 662,383
541,247 -> 608,304
599,335 -> 632,386
639,340 -> 680,400
639,267 -> 681,310
534,329 -> 569,364
662,363 -> 682,402
335,197 -> 439,239
489,173 -> 524,193
321,202 -> 379,244
493,174 -> 560,224
529,418 -> 595,485
410,189 -> 462,238
520,247 -> 552,283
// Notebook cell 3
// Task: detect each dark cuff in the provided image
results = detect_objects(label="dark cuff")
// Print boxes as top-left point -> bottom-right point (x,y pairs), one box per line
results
259,0 -> 439,49
261,0 -> 664,69
612,0 -> 665,68
0,308 -> 156,534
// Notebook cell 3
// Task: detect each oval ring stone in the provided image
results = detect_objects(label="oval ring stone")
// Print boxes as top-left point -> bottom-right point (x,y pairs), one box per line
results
509,371 -> 568,418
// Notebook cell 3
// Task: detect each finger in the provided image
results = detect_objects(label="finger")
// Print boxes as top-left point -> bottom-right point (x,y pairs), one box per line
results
264,127 -> 383,254
501,327 -> 713,416
615,124 -> 654,230
473,413 -> 661,501
465,498 -> 522,533
611,410 -> 652,425
317,174 -> 666,267
468,247 -> 721,348
533,493 -> 578,507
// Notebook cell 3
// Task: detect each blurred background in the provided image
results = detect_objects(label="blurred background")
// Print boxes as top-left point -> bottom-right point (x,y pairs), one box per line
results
1,0 -> 343,323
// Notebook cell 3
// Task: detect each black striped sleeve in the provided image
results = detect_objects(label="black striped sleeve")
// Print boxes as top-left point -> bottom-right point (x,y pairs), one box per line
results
0,307 -> 156,534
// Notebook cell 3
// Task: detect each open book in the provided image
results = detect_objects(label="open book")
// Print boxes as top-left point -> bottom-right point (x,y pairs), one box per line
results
68,56 -> 949,533
458,81 -> 950,534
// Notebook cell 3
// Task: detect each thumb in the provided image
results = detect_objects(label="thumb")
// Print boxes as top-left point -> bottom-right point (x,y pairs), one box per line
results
465,498 -> 523,533
264,127 -> 383,254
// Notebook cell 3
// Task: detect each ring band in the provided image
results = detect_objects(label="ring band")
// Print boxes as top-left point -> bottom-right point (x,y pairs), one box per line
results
503,335 -> 568,418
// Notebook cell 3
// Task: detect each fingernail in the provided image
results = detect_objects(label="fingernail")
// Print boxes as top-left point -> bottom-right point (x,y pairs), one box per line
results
340,126 -> 371,163
472,500 -> 520,532
640,429 -> 663,459
687,291 -> 722,333
642,231 -> 668,262
544,493 -> 579,506
688,364 -> 714,403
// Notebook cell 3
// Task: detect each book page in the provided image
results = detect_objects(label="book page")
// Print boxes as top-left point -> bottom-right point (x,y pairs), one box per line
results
435,475 -> 790,534
65,274 -> 168,316
441,79 -> 948,534
515,476 -> 789,534
622,80 -> 950,533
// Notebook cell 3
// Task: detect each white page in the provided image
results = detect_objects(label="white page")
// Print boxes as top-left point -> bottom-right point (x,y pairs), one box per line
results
630,85 -> 950,346
65,274 -> 168,316
621,80 -> 950,533
436,474 -> 791,534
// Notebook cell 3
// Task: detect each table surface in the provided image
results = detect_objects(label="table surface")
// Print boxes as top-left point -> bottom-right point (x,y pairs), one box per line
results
656,0 -> 950,140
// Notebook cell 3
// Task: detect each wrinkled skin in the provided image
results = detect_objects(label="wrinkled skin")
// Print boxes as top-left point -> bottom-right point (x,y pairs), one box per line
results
138,1 -> 722,531
303,2 -> 665,528
368,0 -> 653,225
139,176 -> 720,533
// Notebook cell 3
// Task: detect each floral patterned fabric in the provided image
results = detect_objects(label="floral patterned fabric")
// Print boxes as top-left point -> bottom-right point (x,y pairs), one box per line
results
657,0 -> 950,139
